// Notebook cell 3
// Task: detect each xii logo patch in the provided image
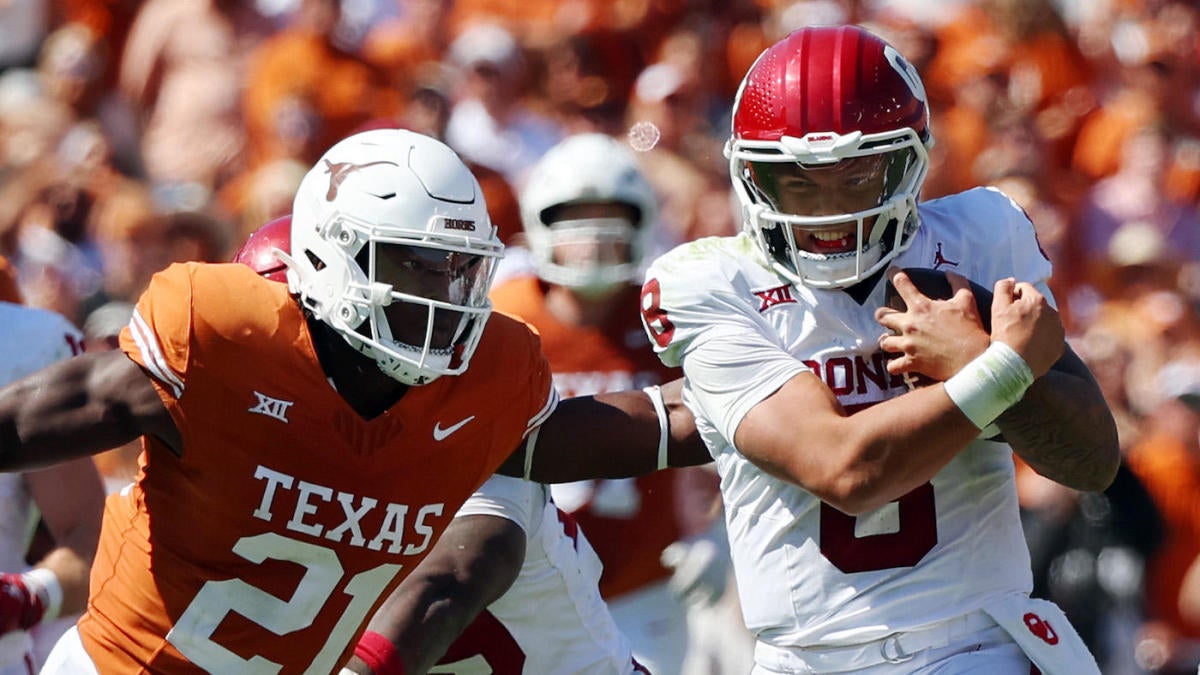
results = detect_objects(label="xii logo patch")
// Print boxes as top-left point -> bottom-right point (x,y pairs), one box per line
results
249,391 -> 294,423
752,283 -> 797,312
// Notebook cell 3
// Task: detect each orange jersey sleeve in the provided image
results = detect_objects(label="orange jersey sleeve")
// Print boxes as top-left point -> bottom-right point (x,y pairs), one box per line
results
89,262 -> 556,673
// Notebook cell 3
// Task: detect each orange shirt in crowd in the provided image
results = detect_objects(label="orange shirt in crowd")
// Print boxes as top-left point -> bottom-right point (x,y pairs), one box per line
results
1127,432 -> 1200,638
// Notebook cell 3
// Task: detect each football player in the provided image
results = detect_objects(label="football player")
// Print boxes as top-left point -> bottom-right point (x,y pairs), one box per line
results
493,132 -> 736,674
0,298 -> 104,675
0,129 -> 703,674
235,215 -> 647,675
639,25 -> 1119,675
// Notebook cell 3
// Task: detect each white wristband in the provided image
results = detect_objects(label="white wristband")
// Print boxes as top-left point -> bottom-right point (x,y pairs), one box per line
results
22,567 -> 63,622
643,385 -> 670,470
943,341 -> 1035,430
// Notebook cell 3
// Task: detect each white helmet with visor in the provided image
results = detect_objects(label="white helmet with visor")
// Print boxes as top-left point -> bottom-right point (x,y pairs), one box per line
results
286,128 -> 503,385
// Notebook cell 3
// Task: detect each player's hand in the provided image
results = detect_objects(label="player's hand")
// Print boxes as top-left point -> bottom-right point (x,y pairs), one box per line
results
876,269 -> 990,382
0,573 -> 47,636
661,530 -> 730,608
987,278 -> 1063,378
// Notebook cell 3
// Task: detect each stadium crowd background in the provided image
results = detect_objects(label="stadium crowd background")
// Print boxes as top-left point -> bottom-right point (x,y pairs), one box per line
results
1,0 -> 1199,672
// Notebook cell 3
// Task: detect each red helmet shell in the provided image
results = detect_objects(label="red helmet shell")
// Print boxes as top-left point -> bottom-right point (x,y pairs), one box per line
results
233,214 -> 291,283
733,25 -> 929,144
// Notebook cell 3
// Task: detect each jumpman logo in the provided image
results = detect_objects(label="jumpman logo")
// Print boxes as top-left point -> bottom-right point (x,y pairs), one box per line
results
323,160 -> 398,201
932,242 -> 959,270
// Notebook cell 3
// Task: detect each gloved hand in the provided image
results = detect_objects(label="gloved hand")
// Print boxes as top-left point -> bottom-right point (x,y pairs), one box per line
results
0,573 -> 47,636
661,521 -> 730,608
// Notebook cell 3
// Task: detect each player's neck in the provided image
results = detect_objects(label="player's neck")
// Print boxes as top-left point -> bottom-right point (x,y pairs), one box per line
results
544,284 -> 622,328
306,316 -> 408,420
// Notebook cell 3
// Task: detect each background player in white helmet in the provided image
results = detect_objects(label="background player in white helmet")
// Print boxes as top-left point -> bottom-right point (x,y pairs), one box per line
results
0,295 -> 104,675
235,216 -> 645,675
493,132 -> 746,674
640,24 -> 1119,675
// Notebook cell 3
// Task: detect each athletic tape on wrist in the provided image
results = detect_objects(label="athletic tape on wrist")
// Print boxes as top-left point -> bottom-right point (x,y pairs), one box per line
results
22,568 -> 62,622
943,341 -> 1035,430
643,385 -> 669,470
353,630 -> 406,675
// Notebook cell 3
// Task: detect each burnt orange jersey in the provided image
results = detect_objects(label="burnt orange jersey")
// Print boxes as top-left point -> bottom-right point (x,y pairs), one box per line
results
491,276 -> 689,599
86,262 -> 556,674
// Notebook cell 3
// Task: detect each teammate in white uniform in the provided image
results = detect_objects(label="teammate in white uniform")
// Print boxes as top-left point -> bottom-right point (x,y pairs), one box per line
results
368,475 -> 643,675
0,302 -> 104,675
639,25 -> 1120,675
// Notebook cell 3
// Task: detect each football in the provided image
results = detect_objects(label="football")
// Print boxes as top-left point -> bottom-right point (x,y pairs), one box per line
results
882,267 -> 995,390
883,267 -> 1087,440
883,267 -> 996,331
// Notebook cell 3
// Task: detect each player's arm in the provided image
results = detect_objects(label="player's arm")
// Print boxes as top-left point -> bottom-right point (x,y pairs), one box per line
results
2,456 -> 108,636
495,378 -> 711,483
992,343 -> 1119,491
343,514 -> 525,675
736,272 -> 1065,516
0,350 -> 180,472
26,459 -> 105,612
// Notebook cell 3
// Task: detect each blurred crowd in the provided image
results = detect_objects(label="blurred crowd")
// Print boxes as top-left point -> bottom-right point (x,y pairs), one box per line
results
2,0 -> 1200,672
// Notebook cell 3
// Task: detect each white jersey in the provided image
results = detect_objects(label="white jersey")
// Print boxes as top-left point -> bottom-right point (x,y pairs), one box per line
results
0,303 -> 83,671
642,187 -> 1052,648
435,474 -> 636,675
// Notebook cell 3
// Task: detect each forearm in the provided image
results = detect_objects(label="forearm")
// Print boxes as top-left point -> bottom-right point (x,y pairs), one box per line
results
352,577 -> 480,675
32,548 -> 92,617
807,386 -> 986,513
349,515 -> 524,674
738,373 -> 984,515
505,383 -> 709,483
997,356 -> 1120,492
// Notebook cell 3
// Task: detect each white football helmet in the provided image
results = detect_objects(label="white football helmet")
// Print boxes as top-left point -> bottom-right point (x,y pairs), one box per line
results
727,25 -> 932,289
520,133 -> 658,295
286,128 -> 503,385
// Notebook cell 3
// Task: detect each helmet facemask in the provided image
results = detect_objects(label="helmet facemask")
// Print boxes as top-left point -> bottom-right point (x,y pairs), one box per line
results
291,212 -> 499,386
528,201 -> 642,298
730,130 -> 928,289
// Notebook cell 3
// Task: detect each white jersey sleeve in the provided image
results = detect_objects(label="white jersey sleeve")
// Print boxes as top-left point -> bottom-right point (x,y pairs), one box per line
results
455,474 -> 547,535
0,303 -> 83,387
642,236 -> 810,446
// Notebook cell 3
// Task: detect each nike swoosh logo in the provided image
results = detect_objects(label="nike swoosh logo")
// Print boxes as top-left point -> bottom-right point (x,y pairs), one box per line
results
433,415 -> 476,441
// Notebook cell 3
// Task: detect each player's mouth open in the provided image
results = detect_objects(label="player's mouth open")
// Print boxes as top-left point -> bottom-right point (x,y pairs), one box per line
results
807,229 -> 856,254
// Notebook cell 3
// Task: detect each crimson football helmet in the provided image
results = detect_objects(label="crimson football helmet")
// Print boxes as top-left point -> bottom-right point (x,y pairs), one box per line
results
233,214 -> 291,283
285,129 -> 503,386
727,25 -> 932,289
